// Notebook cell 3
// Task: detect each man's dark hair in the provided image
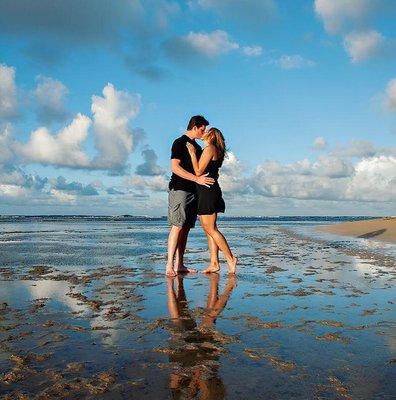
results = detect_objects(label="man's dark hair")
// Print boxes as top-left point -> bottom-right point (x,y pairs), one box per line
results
187,115 -> 209,130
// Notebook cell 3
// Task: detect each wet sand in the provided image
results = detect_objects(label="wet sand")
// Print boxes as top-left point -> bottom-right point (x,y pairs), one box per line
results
319,217 -> 396,244
0,218 -> 395,399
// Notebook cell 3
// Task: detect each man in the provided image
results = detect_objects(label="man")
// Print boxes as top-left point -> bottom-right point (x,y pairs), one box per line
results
166,115 -> 215,276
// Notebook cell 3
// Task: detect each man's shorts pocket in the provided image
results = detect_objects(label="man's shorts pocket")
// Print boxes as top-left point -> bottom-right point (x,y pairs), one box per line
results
168,190 -> 196,228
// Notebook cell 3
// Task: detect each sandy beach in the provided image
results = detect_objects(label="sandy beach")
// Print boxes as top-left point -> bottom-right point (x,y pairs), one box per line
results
319,217 -> 396,244
0,217 -> 395,399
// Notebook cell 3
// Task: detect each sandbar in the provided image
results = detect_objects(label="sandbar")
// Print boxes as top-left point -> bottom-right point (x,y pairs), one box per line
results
319,217 -> 396,243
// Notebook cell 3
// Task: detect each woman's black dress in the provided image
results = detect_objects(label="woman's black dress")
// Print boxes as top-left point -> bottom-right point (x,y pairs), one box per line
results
196,159 -> 225,215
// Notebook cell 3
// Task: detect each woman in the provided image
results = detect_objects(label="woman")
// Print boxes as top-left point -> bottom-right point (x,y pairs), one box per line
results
186,128 -> 237,274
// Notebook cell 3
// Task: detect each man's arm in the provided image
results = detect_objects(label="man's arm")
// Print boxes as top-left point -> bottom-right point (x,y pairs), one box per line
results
171,159 -> 214,187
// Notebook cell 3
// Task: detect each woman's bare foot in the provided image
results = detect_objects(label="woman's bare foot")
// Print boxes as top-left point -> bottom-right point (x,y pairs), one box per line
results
165,265 -> 177,277
202,263 -> 220,274
227,256 -> 238,275
175,265 -> 197,274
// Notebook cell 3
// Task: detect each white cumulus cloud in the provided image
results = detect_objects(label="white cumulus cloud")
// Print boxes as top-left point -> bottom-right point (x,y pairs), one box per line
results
91,83 -> 141,172
343,30 -> 384,63
312,136 -> 327,150
194,0 -> 276,27
50,189 -> 76,203
0,64 -> 17,119
135,147 -> 165,176
250,148 -> 396,204
277,55 -> 316,70
251,160 -> 348,201
314,0 -> 376,33
33,75 -> 69,123
346,156 -> 396,201
242,46 -> 262,57
168,30 -> 239,59
384,78 -> 396,111
218,152 -> 249,194
126,174 -> 168,192
315,1 -> 396,63
0,124 -> 16,165
0,0 -> 178,46
164,30 -> 263,62
3,76 -> 142,173
18,113 -> 91,168
0,184 -> 27,198
335,140 -> 377,158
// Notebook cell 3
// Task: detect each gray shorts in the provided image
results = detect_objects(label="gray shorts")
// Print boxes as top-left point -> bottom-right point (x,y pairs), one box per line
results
168,189 -> 197,228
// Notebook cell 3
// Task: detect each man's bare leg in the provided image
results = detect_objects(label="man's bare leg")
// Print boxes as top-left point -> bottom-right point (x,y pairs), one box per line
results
175,227 -> 197,273
166,225 -> 183,276
203,232 -> 220,273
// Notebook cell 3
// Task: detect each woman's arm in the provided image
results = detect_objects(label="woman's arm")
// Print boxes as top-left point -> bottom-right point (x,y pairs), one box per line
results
187,144 -> 215,176
171,159 -> 214,187
188,146 -> 200,175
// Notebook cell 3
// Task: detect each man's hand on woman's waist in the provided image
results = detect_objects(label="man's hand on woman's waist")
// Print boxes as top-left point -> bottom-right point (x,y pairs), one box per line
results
195,173 -> 215,188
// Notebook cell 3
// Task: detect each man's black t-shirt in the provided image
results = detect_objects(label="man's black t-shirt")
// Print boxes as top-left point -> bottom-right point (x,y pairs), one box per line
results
169,135 -> 202,192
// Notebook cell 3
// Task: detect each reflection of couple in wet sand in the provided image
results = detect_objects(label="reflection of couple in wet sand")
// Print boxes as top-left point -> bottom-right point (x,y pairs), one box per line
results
166,274 -> 237,400
166,115 -> 238,277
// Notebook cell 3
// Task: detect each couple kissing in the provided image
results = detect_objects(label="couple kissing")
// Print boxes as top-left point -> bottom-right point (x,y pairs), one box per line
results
166,115 -> 238,277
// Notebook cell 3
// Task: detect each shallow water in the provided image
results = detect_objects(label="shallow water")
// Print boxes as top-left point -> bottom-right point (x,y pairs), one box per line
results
0,218 -> 395,399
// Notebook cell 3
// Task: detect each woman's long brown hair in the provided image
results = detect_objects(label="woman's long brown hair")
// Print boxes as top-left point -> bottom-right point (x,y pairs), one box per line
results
203,127 -> 227,165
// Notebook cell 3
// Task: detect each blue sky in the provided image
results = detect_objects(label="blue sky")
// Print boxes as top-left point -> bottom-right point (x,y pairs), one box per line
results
0,0 -> 395,216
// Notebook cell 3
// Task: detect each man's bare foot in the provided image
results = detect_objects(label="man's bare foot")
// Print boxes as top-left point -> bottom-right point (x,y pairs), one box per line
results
175,265 -> 197,274
227,256 -> 238,275
202,264 -> 220,274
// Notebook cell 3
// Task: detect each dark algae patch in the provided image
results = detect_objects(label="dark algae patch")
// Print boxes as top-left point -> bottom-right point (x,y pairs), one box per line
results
316,332 -> 352,344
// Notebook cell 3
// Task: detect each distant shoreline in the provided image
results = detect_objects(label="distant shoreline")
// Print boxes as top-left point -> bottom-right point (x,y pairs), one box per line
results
0,215 -> 386,220
318,217 -> 396,244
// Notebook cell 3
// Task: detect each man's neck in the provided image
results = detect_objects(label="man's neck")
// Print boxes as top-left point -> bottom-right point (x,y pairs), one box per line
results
185,130 -> 195,141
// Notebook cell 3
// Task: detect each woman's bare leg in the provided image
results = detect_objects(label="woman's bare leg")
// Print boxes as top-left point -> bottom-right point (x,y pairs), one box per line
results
202,274 -> 237,328
206,273 -> 219,308
203,231 -> 220,273
200,213 -> 237,274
